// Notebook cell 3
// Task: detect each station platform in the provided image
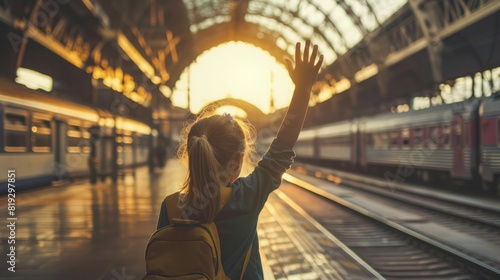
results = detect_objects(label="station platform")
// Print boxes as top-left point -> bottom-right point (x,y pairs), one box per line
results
0,160 -> 380,280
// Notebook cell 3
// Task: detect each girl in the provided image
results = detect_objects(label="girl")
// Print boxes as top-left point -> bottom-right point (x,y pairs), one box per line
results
157,41 -> 323,279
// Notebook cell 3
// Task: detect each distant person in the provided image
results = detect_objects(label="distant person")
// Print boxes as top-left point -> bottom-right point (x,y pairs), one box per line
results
156,41 -> 323,279
156,140 -> 167,168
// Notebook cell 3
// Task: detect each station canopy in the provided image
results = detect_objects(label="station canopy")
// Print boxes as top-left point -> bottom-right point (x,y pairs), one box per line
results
114,0 -> 408,87
184,0 -> 406,65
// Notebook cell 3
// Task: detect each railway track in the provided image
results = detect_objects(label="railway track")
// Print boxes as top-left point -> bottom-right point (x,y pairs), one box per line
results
277,171 -> 500,279
295,164 -> 500,227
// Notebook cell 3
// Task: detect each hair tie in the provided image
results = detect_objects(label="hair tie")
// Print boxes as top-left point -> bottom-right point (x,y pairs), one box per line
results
223,113 -> 234,123
200,134 -> 207,140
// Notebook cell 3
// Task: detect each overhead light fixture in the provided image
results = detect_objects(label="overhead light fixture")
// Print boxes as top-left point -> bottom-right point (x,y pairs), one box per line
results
117,33 -> 156,81
151,76 -> 162,85
15,67 -> 53,92
159,85 -> 172,98
354,63 -> 379,83
335,78 -> 351,94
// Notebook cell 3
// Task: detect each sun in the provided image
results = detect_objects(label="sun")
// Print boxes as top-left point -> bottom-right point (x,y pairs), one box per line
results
172,41 -> 294,115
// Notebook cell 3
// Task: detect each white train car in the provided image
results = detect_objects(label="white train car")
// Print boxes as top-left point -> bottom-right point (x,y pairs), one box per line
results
0,78 -> 152,193
292,94 -> 500,195
0,78 -> 100,190
358,99 -> 481,181
295,129 -> 316,158
316,121 -> 357,165
116,117 -> 151,168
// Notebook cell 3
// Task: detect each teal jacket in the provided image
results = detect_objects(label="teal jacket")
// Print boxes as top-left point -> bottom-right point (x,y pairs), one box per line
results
157,139 -> 295,279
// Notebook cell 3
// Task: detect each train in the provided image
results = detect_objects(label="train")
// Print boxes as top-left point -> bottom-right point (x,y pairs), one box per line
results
0,78 -> 152,194
294,94 -> 500,196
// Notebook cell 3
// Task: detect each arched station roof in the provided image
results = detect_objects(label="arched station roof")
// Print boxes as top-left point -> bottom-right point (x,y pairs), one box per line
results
200,97 -> 266,125
4,0 -> 496,122
99,0 -> 407,87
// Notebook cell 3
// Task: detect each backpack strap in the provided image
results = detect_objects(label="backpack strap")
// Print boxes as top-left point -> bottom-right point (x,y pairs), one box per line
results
240,244 -> 252,280
164,192 -> 183,224
219,186 -> 232,208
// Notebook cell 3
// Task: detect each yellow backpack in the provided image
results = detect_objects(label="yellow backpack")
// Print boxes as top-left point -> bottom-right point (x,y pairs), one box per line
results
144,191 -> 251,280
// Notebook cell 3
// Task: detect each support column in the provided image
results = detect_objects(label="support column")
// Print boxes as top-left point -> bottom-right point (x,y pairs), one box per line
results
409,0 -> 443,85
111,116 -> 118,183
89,125 -> 100,185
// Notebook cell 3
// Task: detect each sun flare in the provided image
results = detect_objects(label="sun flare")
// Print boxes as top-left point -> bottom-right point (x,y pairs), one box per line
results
172,41 -> 294,115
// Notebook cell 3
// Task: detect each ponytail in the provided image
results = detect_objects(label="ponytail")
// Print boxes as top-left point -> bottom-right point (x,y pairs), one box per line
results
180,135 -> 222,222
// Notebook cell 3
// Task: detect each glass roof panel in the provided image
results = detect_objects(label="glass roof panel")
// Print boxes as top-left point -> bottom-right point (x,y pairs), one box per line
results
311,0 -> 335,14
305,8 -> 325,27
366,0 -> 407,23
310,33 -> 337,65
329,3 -> 363,48
245,14 -> 333,67
279,11 -> 293,23
183,0 -> 230,28
276,37 -> 287,50
346,0 -> 378,31
297,2 -> 319,23
320,24 -> 346,54
183,0 -> 409,64
291,18 -> 314,38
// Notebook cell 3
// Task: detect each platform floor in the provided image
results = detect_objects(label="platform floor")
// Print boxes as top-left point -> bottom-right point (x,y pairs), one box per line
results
0,160 -> 379,280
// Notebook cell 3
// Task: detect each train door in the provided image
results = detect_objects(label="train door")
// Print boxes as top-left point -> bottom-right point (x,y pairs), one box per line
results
100,134 -> 114,180
54,120 -> 68,180
351,122 -> 358,167
452,114 -> 464,178
359,122 -> 367,169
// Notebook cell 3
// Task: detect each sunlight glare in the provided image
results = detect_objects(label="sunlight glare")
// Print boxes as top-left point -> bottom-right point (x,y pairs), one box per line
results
172,41 -> 294,114
215,106 -> 248,118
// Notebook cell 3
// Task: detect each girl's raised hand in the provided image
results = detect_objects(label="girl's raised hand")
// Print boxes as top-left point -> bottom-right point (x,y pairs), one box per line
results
285,40 -> 323,92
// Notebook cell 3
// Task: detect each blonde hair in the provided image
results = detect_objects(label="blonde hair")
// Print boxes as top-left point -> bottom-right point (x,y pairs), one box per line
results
177,110 -> 256,222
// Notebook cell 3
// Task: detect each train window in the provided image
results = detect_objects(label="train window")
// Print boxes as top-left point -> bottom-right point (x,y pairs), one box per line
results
123,136 -> 133,144
402,128 -> 410,147
428,126 -> 438,147
4,113 -> 28,152
82,128 -> 91,139
390,131 -> 399,148
5,114 -> 27,127
67,125 -> 82,153
5,132 -> 27,151
67,125 -> 81,138
32,118 -> 52,152
373,133 -> 388,149
413,128 -> 423,147
32,118 -> 51,130
32,134 -> 51,151
124,146 -> 133,152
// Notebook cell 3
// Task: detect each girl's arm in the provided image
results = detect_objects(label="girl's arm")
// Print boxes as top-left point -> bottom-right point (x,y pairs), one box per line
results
276,40 -> 323,148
